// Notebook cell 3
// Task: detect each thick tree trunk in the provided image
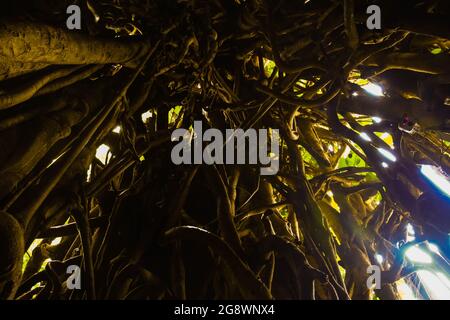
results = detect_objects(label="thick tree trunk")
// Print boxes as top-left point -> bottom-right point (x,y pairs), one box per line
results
0,20 -> 150,80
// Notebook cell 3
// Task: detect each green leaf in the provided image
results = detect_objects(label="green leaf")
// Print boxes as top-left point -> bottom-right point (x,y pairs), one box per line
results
430,47 -> 442,55
168,105 -> 183,125
338,150 -> 366,168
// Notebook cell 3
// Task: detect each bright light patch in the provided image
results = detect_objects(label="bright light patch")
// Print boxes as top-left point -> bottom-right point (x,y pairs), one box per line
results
328,144 -> 334,152
361,83 -> 384,97
95,144 -> 111,165
46,153 -> 65,169
381,162 -> 389,168
372,117 -> 382,123
375,253 -> 384,264
27,239 -> 43,256
379,132 -> 394,149
420,165 -> 450,197
51,237 -> 62,246
406,223 -> 416,242
416,270 -> 450,300
406,223 -> 415,235
396,278 -> 418,300
359,132 -> 372,142
378,148 -> 397,162
405,246 -> 433,264
342,145 -> 351,158
436,272 -> 450,290
112,126 -> 121,134
141,111 -> 153,123
86,164 -> 92,182
427,243 -> 440,254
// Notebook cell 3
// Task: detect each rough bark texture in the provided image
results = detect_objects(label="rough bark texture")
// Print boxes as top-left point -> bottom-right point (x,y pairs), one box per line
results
0,20 -> 149,80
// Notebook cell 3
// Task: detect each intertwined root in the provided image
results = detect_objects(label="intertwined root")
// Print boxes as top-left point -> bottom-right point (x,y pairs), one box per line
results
0,211 -> 24,300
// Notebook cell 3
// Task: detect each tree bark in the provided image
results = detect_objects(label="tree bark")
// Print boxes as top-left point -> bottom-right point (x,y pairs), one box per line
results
0,20 -> 150,80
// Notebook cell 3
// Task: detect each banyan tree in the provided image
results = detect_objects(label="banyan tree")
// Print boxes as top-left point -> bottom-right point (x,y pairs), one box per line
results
0,0 -> 449,300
